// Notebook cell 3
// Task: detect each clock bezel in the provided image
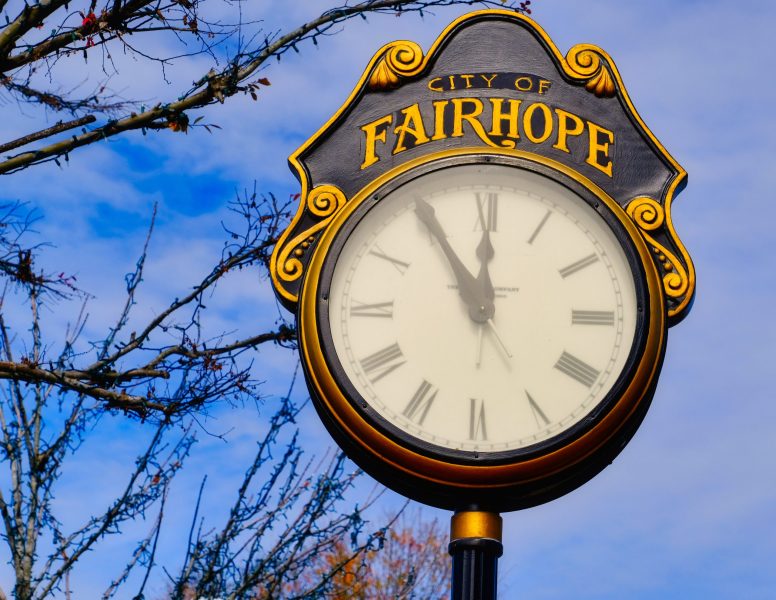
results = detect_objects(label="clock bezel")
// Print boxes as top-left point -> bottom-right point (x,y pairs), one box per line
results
299,149 -> 665,509
317,155 -> 645,462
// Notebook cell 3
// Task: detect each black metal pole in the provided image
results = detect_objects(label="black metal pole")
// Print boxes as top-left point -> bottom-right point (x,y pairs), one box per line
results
449,512 -> 503,600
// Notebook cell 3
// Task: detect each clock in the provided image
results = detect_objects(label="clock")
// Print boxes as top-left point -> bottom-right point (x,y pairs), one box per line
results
299,151 -> 665,511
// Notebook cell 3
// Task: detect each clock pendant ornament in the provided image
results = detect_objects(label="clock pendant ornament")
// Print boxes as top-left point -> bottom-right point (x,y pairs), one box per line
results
270,10 -> 694,511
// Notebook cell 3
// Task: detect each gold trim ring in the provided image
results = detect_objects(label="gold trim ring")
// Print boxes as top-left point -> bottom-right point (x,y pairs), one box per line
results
299,148 -> 665,494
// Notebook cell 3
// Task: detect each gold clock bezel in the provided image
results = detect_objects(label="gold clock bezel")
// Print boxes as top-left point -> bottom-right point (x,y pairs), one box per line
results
299,148 -> 665,498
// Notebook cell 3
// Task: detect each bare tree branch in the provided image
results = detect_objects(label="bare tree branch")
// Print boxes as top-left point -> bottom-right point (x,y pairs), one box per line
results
0,115 -> 96,154
0,0 -> 527,174
0,0 -> 71,59
1,76 -> 133,116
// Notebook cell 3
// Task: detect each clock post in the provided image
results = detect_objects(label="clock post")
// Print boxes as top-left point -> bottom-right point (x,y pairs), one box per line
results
449,512 -> 503,600
270,9 -> 694,598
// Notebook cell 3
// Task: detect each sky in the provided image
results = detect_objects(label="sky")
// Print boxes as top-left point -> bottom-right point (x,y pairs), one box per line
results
1,0 -> 775,598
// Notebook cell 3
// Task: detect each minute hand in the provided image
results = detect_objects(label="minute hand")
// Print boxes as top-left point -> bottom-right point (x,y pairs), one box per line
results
415,198 -> 494,323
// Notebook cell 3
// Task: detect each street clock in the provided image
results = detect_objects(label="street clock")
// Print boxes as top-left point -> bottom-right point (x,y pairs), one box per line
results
270,10 -> 694,512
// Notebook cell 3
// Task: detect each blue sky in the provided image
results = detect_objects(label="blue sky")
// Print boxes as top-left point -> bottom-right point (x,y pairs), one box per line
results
1,0 -> 775,597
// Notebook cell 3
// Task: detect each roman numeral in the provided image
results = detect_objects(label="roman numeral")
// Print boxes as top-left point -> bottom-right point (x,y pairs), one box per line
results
402,380 -> 438,425
559,253 -> 599,278
554,351 -> 600,388
369,246 -> 410,275
527,209 -> 551,244
469,398 -> 487,441
525,391 -> 550,427
350,300 -> 394,319
359,343 -> 406,383
474,192 -> 498,232
572,310 -> 615,326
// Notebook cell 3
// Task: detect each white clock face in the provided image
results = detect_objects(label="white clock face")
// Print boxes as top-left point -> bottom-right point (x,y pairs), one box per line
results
326,163 -> 639,453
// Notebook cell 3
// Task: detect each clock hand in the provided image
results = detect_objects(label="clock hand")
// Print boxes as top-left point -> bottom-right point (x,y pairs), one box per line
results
475,198 -> 496,305
475,324 -> 484,368
473,198 -> 513,365
476,317 -> 513,366
486,318 -> 513,359
415,198 -> 494,323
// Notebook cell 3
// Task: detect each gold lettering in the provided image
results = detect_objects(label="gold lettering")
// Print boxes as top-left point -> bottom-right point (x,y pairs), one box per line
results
553,108 -> 585,153
359,97 -> 610,173
460,74 -> 474,89
360,114 -> 393,169
451,98 -> 500,148
451,98 -> 483,137
586,121 -> 615,177
393,103 -> 431,154
448,75 -> 456,90
432,100 -> 448,141
480,74 -> 498,88
538,79 -> 552,94
515,76 -> 534,92
523,102 -> 553,144
428,77 -> 443,92
489,98 -> 521,142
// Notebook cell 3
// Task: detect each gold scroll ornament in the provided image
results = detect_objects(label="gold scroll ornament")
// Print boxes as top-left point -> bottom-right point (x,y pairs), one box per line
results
368,41 -> 424,91
273,185 -> 347,292
565,44 -> 617,98
627,196 -> 692,317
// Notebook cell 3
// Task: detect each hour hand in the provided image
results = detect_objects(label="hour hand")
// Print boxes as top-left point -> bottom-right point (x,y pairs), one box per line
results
414,198 -> 493,322
475,201 -> 496,304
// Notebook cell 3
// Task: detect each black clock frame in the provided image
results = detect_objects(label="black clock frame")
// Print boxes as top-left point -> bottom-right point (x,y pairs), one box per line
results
298,151 -> 666,511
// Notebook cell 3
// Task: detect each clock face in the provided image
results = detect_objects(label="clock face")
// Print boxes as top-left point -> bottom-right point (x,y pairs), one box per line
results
320,161 -> 641,458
